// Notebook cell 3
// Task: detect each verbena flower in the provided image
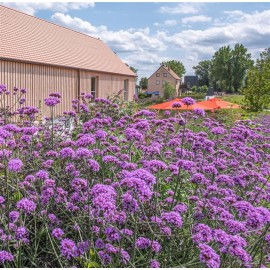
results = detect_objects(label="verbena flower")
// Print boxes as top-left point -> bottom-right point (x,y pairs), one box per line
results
52,228 -> 64,240
8,158 -> 23,172
199,244 -> 220,268
135,237 -> 151,250
172,102 -> 182,108
193,108 -> 205,117
16,198 -> 36,214
44,96 -> 60,107
161,211 -> 183,228
150,259 -> 160,268
0,251 -> 14,264
60,238 -> 78,260
182,97 -> 196,106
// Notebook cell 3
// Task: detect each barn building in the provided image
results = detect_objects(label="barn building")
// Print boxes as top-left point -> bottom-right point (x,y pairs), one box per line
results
0,5 -> 136,116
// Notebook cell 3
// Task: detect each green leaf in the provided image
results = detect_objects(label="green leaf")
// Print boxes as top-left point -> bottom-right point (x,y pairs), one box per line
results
84,261 -> 100,268
13,191 -> 23,202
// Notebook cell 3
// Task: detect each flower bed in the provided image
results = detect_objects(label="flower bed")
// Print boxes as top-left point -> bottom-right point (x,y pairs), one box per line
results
0,84 -> 269,267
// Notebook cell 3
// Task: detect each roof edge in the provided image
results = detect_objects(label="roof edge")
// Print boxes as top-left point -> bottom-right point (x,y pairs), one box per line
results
0,57 -> 137,78
0,4 -> 101,42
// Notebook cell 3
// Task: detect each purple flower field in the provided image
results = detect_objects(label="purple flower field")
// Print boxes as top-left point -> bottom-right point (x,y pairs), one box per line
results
0,84 -> 269,267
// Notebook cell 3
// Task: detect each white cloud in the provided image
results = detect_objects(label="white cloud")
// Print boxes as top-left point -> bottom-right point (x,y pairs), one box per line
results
51,13 -> 166,53
159,3 -> 201,15
164,20 -> 178,26
122,53 -> 170,79
157,9 -> 270,74
154,20 -> 177,27
1,2 -> 94,16
182,15 -> 212,24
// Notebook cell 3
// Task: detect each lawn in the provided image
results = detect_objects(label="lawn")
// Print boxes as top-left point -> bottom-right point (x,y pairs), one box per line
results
220,94 -> 245,105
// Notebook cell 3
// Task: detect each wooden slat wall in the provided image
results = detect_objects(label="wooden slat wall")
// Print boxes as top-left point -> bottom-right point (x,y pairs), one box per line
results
80,71 -> 135,101
0,60 -> 78,117
0,60 -> 136,117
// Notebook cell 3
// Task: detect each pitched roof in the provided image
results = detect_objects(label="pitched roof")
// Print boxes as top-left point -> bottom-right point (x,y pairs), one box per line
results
148,65 -> 181,80
162,66 -> 181,80
0,5 -> 136,77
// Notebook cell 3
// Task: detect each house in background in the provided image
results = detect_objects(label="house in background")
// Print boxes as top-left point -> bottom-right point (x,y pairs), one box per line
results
0,5 -> 136,116
205,87 -> 215,100
180,75 -> 199,93
147,65 -> 181,97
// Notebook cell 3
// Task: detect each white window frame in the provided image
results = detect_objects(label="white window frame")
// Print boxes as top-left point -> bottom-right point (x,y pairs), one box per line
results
91,77 -> 97,98
124,79 -> 128,101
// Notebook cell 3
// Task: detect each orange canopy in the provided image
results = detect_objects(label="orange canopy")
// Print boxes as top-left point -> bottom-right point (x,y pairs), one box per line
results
147,98 -> 210,110
147,98 -> 241,111
197,98 -> 241,110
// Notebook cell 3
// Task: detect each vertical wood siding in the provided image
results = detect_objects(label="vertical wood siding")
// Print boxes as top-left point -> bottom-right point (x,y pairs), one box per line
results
0,60 -> 135,117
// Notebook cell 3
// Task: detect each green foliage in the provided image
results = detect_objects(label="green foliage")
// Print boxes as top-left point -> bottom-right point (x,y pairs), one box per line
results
126,64 -> 138,82
138,92 -> 151,99
180,93 -> 206,100
163,81 -> 176,100
197,85 -> 208,93
210,44 -> 253,93
161,60 -> 186,78
191,86 -> 197,92
242,48 -> 270,111
221,95 -> 244,105
139,77 -> 148,90
193,60 -> 211,87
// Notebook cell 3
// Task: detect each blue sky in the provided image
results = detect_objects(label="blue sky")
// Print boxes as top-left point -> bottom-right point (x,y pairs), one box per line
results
2,2 -> 270,79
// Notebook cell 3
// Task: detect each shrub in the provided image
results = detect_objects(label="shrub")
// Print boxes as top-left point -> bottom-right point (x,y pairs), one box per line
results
0,84 -> 269,268
163,81 -> 176,100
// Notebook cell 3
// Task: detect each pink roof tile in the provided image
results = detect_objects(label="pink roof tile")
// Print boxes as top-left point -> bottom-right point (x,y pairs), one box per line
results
0,5 -> 136,77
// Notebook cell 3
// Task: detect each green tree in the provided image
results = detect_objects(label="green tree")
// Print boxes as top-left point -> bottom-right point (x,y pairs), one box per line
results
210,45 -> 232,92
126,64 -> 138,82
231,43 -> 253,93
193,60 -> 211,87
242,48 -> 270,111
139,77 -> 148,90
161,60 -> 186,78
210,44 -> 253,93
163,81 -> 176,100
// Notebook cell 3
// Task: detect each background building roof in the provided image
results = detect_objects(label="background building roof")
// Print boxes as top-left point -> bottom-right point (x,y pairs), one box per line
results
163,66 -> 181,80
0,5 -> 136,77
148,65 -> 181,80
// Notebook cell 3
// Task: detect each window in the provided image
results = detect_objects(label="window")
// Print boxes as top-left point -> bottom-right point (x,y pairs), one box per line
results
162,80 -> 166,85
124,79 -> 128,101
163,73 -> 167,77
156,80 -> 160,85
156,73 -> 160,77
187,82 -> 191,88
91,77 -> 97,98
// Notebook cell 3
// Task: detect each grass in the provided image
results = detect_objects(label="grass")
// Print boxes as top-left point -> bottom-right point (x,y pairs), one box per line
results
220,94 -> 244,105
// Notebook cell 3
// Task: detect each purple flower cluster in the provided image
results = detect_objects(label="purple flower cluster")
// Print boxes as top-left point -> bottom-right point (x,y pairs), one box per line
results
0,87 -> 270,268
44,96 -> 60,107
8,158 -> 23,172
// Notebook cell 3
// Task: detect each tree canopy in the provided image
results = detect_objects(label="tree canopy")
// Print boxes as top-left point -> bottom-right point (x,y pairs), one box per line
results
242,47 -> 270,111
139,77 -> 148,90
210,44 -> 253,93
193,60 -> 211,87
161,60 -> 186,78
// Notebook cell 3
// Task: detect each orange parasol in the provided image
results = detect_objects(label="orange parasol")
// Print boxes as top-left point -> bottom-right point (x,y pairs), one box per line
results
147,98 -> 210,111
197,98 -> 241,110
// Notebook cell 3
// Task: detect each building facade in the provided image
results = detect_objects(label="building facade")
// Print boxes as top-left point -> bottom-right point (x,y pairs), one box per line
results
0,5 -> 136,116
147,65 -> 181,97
